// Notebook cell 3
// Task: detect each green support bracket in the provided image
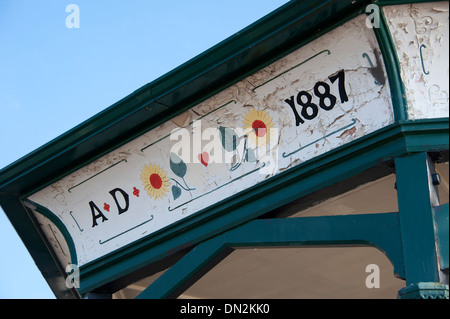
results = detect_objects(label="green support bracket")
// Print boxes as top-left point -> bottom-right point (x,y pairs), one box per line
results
136,213 -> 404,299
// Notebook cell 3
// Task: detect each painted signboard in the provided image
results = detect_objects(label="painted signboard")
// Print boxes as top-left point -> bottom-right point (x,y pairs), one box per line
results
26,14 -> 395,267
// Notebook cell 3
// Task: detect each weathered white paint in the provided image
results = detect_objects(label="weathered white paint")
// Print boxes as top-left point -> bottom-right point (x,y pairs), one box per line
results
28,14 -> 394,267
383,2 -> 449,119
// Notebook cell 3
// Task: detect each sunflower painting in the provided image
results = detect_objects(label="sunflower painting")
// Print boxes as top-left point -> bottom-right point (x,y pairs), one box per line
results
140,163 -> 170,200
242,109 -> 274,146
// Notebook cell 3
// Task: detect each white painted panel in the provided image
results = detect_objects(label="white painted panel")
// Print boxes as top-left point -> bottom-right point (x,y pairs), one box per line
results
28,14 -> 394,267
384,2 -> 449,119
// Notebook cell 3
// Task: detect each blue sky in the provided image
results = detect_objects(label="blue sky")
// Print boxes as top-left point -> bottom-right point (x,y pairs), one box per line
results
0,0 -> 289,299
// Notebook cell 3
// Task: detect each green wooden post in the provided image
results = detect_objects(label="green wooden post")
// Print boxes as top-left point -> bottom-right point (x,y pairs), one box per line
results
395,152 -> 448,299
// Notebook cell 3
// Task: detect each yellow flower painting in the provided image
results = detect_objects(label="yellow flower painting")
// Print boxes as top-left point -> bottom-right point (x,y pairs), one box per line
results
140,163 -> 170,200
243,109 -> 274,146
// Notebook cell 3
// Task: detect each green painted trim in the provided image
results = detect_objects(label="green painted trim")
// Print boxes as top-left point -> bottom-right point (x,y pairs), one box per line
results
168,165 -> 264,212
24,199 -> 78,266
0,194 -> 79,298
136,213 -> 404,299
282,119 -> 357,158
419,44 -> 430,75
99,215 -> 154,245
67,159 -> 127,193
398,282 -> 449,299
400,118 -> 450,152
372,7 -> 408,122
251,49 -> 331,92
78,119 -> 447,294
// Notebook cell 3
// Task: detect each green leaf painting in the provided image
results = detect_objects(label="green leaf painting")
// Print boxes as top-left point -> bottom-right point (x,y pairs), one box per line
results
170,152 -> 187,178
172,185 -> 182,200
169,152 -> 195,201
219,126 -> 240,152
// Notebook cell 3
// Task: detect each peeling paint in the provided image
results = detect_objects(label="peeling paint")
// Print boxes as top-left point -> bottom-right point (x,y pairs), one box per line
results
27,14 -> 395,266
171,111 -> 191,127
384,2 -> 449,119
338,126 -> 357,139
